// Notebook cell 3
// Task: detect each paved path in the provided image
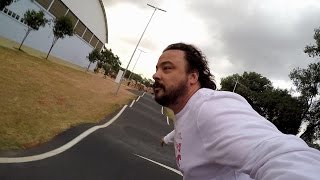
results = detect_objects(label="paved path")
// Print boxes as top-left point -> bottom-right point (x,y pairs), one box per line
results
0,90 -> 180,180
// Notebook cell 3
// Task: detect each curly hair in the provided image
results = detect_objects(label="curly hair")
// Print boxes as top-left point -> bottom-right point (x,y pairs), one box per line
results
163,43 -> 217,90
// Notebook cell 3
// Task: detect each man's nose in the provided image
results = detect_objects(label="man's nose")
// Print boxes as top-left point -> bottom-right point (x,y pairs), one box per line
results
153,70 -> 160,80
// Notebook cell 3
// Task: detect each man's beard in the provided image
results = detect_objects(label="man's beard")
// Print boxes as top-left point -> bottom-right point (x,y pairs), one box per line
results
153,80 -> 188,107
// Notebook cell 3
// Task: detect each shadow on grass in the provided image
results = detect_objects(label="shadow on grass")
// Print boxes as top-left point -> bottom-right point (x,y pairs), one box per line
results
12,46 -> 48,60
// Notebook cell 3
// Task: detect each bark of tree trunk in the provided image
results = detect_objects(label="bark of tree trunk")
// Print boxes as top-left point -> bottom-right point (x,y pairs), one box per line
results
19,29 -> 31,50
46,38 -> 58,59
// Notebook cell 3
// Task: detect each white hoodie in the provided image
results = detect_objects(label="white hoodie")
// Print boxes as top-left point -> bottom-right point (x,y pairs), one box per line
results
163,88 -> 320,180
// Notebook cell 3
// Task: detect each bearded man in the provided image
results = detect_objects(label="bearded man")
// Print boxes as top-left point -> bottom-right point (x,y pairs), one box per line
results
153,42 -> 320,180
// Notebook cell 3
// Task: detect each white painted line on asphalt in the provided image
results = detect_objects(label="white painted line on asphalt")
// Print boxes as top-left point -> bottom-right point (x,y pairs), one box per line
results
130,100 -> 135,107
142,92 -> 146,97
161,106 -> 164,114
166,117 -> 170,125
0,105 -> 128,164
134,154 -> 183,176
136,96 -> 141,102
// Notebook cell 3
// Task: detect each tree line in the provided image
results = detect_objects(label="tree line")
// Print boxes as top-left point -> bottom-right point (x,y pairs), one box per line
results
86,48 -> 153,88
220,28 -> 320,149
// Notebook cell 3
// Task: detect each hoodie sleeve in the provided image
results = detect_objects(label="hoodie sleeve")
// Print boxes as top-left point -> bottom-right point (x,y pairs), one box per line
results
196,92 -> 320,180
163,130 -> 175,145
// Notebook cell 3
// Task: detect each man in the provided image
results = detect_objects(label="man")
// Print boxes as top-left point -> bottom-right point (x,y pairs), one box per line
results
153,42 -> 320,180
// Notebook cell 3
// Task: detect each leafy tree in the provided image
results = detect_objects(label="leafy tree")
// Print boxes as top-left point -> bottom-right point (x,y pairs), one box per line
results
131,73 -> 143,82
19,10 -> 48,50
121,69 -> 142,82
258,88 -> 305,134
142,78 -> 153,87
304,27 -> 320,57
102,63 -> 111,78
221,72 -> 304,135
100,48 -> 114,62
123,69 -> 132,79
46,16 -> 73,59
86,49 -> 101,71
0,0 -> 14,10
221,72 -> 273,106
289,27 -> 320,148
111,55 -> 121,73
290,62 -> 320,144
100,48 -> 121,74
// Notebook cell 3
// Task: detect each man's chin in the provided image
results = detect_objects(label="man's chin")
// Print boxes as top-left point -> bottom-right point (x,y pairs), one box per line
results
154,94 -> 163,102
154,95 -> 168,107
154,89 -> 163,97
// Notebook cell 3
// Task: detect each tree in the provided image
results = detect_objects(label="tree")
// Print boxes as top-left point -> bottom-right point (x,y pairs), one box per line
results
0,0 -> 13,10
130,73 -> 143,82
86,49 -> 101,71
100,48 -> 121,74
221,72 -> 305,135
46,16 -> 73,59
142,78 -> 154,87
18,10 -> 48,50
111,55 -> 121,73
304,27 -> 320,57
290,62 -> 320,144
221,72 -> 273,106
289,27 -> 320,148
102,63 -> 111,78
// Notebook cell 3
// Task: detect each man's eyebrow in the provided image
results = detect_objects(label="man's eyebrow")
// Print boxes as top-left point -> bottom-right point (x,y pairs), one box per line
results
159,61 -> 174,67
156,61 -> 174,69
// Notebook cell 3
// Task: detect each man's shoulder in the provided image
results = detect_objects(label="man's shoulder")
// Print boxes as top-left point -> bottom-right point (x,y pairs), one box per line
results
195,88 -> 245,100
192,88 -> 250,109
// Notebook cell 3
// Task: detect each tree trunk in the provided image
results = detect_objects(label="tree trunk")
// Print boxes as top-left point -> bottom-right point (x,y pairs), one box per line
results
19,29 -> 31,50
87,62 -> 91,71
46,38 -> 58,59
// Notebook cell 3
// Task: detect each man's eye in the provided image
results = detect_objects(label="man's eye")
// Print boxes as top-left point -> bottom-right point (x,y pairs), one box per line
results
163,66 -> 172,70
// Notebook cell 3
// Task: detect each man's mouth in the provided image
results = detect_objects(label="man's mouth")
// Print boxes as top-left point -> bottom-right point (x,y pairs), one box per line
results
153,82 -> 165,93
154,87 -> 163,93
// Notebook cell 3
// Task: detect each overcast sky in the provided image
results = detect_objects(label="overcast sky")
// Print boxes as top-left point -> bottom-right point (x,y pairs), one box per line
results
102,0 -> 320,89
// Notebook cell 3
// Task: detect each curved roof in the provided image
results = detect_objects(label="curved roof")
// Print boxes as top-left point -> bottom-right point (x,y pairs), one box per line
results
61,0 -> 108,44
98,0 -> 108,43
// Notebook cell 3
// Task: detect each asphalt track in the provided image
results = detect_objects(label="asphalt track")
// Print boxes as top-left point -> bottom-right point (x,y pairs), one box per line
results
0,89 -> 181,180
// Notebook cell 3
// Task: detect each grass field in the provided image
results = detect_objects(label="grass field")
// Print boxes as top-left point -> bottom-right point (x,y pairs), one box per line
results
0,45 -> 135,150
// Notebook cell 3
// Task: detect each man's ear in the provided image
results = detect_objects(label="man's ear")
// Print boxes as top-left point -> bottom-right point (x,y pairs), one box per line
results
189,70 -> 199,85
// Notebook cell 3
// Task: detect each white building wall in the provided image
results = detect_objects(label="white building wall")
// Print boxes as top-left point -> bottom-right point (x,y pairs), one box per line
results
0,0 -> 102,70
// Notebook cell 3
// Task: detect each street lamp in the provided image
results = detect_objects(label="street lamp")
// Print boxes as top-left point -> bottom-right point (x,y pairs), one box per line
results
233,78 -> 249,92
115,4 -> 166,95
232,78 -> 238,92
128,49 -> 146,80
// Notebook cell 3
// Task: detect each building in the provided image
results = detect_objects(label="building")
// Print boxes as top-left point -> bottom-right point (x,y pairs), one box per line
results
0,0 -> 108,70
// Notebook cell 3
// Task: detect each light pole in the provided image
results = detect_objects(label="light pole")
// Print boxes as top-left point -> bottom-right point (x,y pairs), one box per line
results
233,78 -> 249,92
128,49 -> 146,80
115,4 -> 166,95
232,78 -> 238,92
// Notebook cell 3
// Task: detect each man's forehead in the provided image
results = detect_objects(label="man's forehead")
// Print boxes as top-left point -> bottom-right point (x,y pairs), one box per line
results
157,50 -> 185,64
